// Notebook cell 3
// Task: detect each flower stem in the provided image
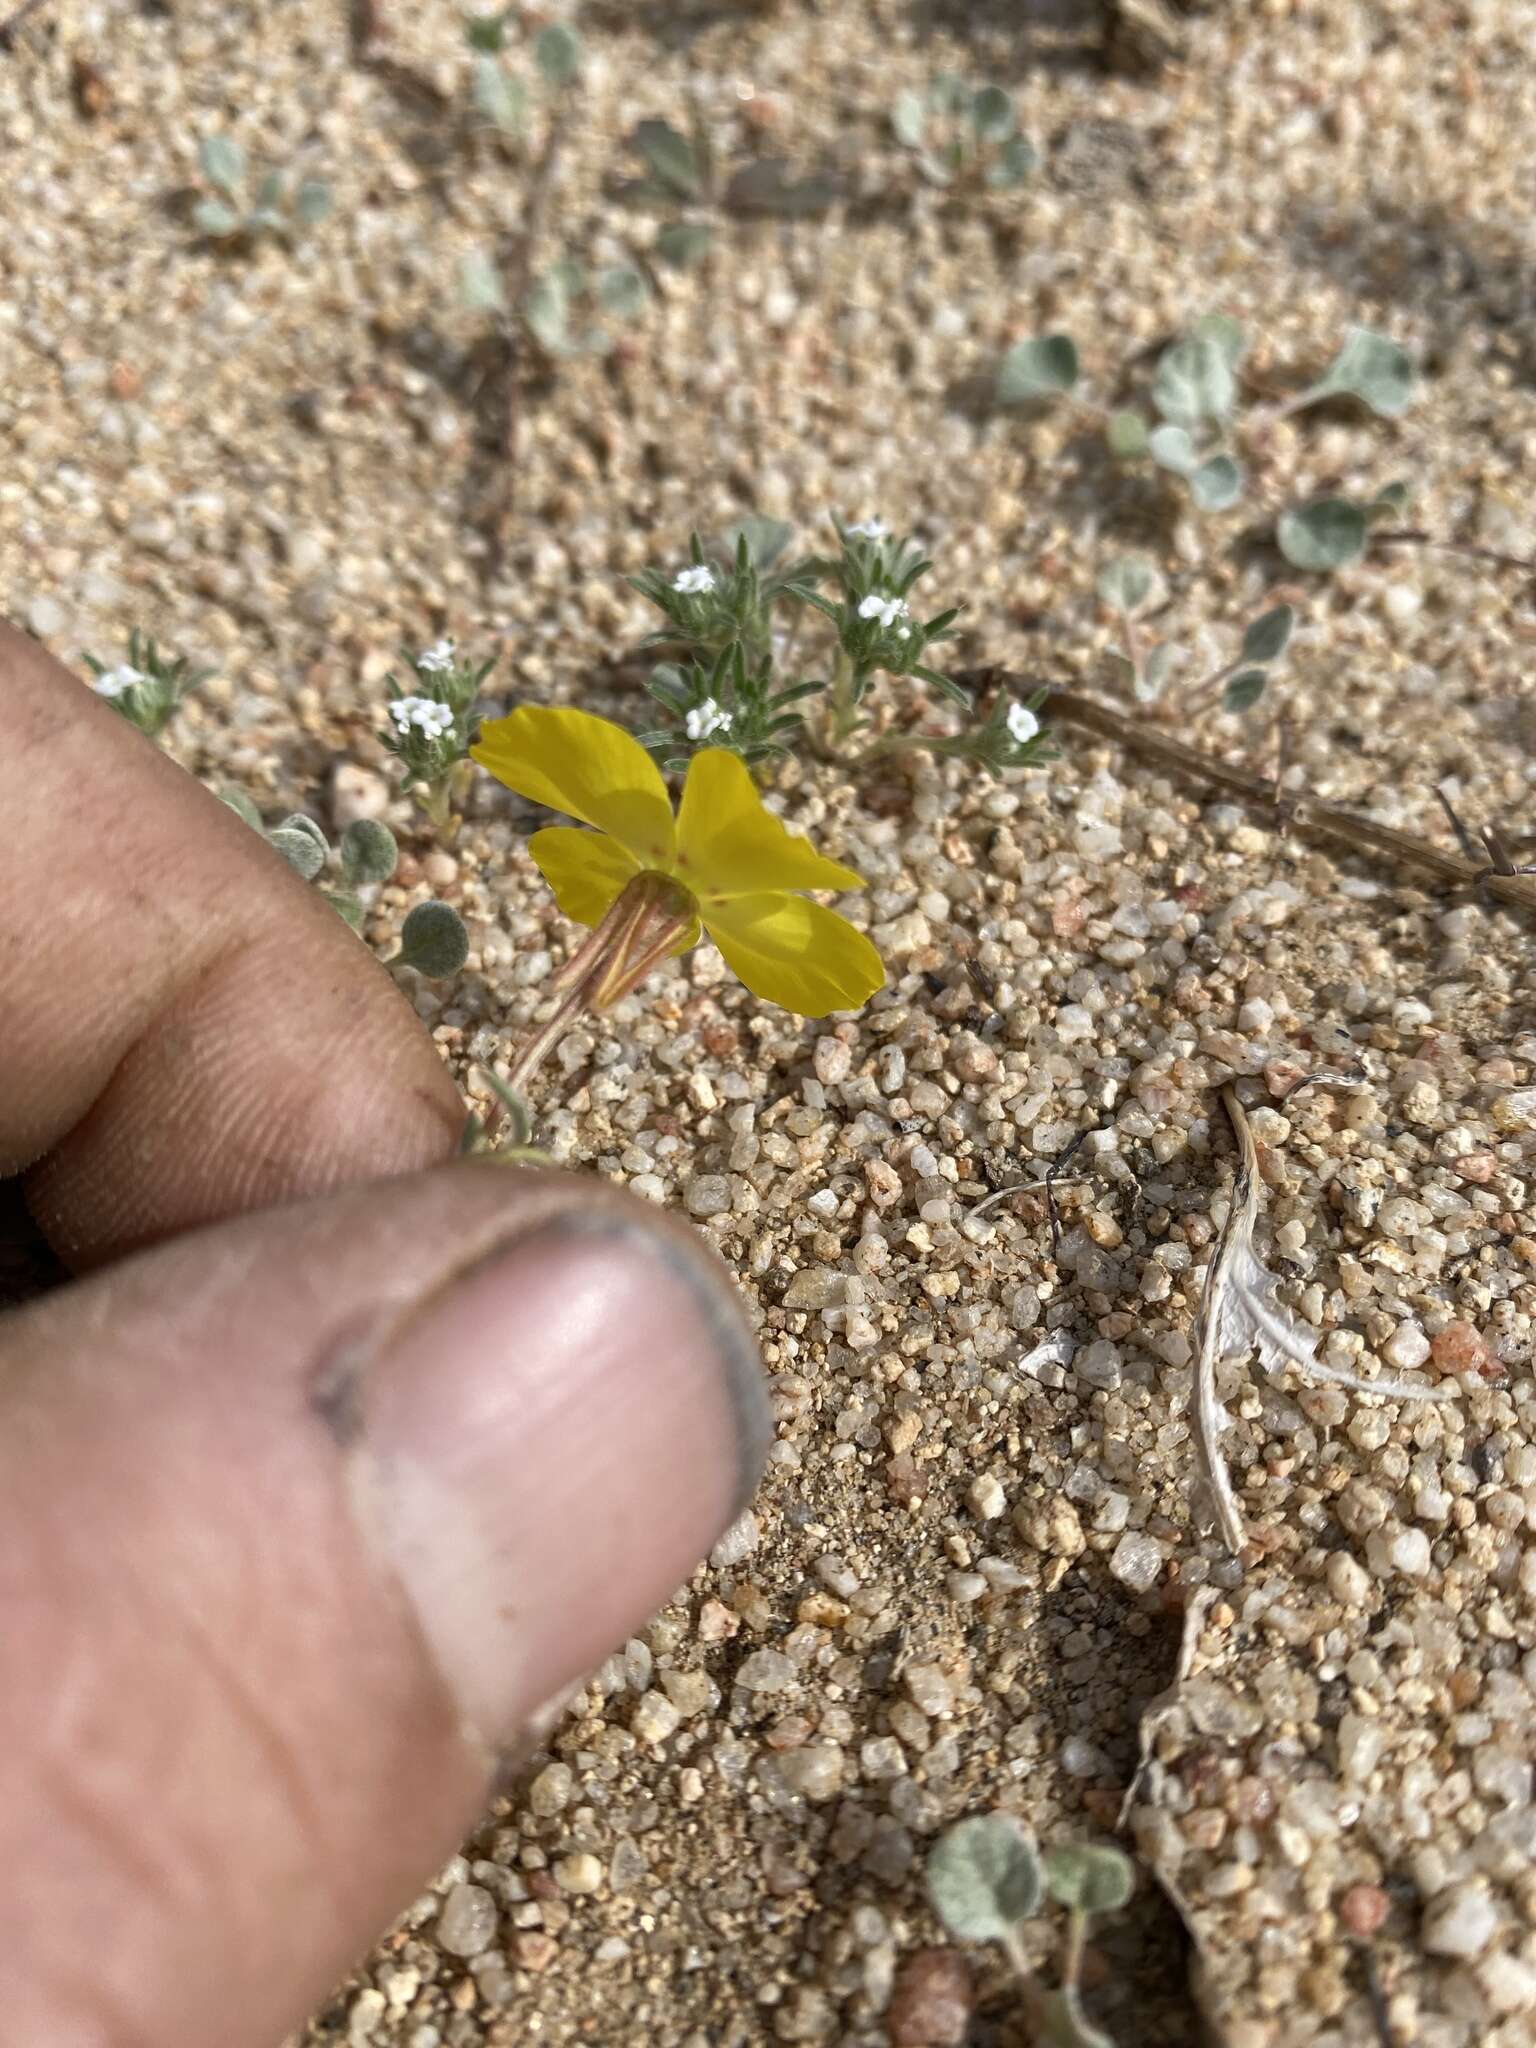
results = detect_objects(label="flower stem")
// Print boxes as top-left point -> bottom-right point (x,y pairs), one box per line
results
505,981 -> 592,1097
417,777 -> 454,837
486,873 -> 696,1143
1062,1908 -> 1087,1995
999,1929 -> 1047,2030
824,648 -> 866,750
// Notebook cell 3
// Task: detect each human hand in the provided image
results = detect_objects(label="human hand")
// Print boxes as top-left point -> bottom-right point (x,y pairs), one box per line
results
0,622 -> 769,2046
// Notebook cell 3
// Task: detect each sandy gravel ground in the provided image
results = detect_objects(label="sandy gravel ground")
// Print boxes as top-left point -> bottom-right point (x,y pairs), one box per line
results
3,2 -> 1534,2044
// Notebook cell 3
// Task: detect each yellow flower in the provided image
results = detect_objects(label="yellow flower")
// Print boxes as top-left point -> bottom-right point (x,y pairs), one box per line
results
472,706 -> 885,1016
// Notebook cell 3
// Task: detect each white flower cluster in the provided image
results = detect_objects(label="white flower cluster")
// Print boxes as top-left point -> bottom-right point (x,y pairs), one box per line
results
390,695 -> 455,739
416,638 -> 455,674
92,663 -> 147,699
673,565 -> 716,595
846,518 -> 888,540
857,591 -> 911,639
1007,702 -> 1040,746
685,697 -> 733,742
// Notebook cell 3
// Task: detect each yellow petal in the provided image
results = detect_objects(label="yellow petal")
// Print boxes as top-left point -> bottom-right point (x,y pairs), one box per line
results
675,748 -> 865,902
526,825 -> 641,929
703,893 -> 885,1016
473,707 -> 676,869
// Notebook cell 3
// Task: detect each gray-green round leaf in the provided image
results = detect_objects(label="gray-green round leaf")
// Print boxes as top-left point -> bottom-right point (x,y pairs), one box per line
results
1147,423 -> 1197,476
324,889 -> 366,931
635,117 -> 703,199
1139,641 -> 1176,703
217,787 -> 263,830
1278,497 -> 1367,572
198,133 -> 245,195
996,334 -> 1079,406
397,901 -> 469,978
1153,334 -> 1236,428
1309,327 -> 1415,419
1106,409 -> 1149,459
1189,453 -> 1243,511
655,220 -> 713,268
596,264 -> 649,320
534,21 -> 582,86
891,90 -> 926,148
340,817 -> 399,886
925,1814 -> 1043,1942
523,267 -> 573,351
1223,669 -> 1268,713
278,811 -> 330,855
193,198 -> 244,239
461,248 -> 508,315
986,135 -> 1037,187
970,84 -> 1015,143
1043,1843 -> 1135,1916
1096,554 -> 1161,615
1366,479 -> 1411,523
1189,311 -> 1247,369
472,56 -> 529,135
268,825 -> 327,882
294,178 -> 332,227
1240,604 -> 1294,665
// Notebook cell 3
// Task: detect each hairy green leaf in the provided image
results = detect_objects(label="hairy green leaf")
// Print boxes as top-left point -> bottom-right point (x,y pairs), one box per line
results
534,21 -> 582,86
1240,604 -> 1294,664
1096,554 -> 1161,615
635,116 -> 703,199
1153,333 -> 1236,428
397,901 -> 469,978
1106,409 -> 1149,459
1305,327 -> 1415,419
199,133 -> 245,196
1189,453 -> 1243,510
1223,669 -> 1268,712
996,333 -> 1079,406
1043,1844 -> 1135,1916
655,220 -> 713,267
1278,497 -> 1367,571
926,1815 -> 1043,1943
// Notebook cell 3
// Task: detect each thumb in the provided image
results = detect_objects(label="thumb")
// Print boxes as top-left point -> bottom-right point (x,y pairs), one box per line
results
0,1162 -> 768,2048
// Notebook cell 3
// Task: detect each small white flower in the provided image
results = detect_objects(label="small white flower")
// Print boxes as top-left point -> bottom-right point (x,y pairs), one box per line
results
685,698 -> 733,742
1007,702 -> 1041,747
416,638 -> 455,674
857,592 -> 910,631
92,663 -> 146,699
846,518 -> 888,540
673,565 -> 716,595
390,694 -> 455,739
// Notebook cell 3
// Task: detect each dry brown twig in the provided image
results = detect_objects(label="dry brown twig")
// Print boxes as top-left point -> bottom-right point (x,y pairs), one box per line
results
957,668 -> 1536,918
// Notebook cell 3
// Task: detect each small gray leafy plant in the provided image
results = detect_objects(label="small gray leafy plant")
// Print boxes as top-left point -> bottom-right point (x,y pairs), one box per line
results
627,112 -> 840,270
996,316 -> 1415,564
219,790 -> 466,974
926,1815 -> 1135,2048
462,12 -> 584,145
1098,557 -> 1295,713
193,135 -> 330,245
891,74 -> 1037,189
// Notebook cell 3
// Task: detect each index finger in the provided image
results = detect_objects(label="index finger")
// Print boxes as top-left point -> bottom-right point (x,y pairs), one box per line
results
0,622 -> 465,1268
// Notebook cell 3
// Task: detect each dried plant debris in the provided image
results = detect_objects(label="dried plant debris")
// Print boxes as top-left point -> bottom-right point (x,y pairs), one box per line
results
1191,1086 -> 1458,1553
